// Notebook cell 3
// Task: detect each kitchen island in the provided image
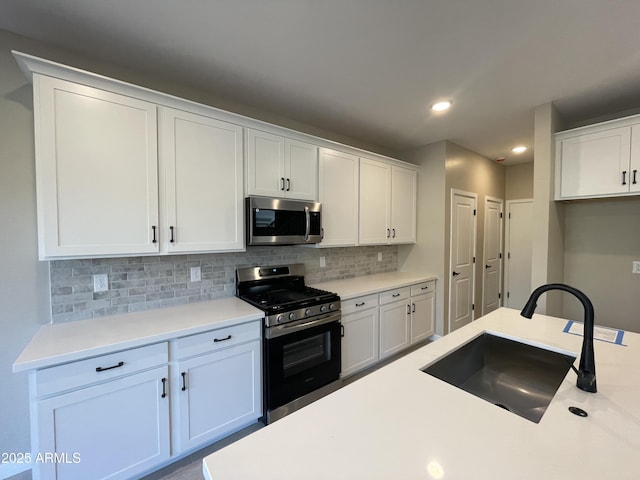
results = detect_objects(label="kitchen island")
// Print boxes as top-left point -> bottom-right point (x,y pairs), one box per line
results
203,307 -> 640,480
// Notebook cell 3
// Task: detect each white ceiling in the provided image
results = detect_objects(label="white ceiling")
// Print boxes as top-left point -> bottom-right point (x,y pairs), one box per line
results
2,0 -> 640,164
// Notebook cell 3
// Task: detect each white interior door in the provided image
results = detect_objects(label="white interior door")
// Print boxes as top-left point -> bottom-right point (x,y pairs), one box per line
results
449,190 -> 477,333
482,197 -> 503,316
505,199 -> 533,309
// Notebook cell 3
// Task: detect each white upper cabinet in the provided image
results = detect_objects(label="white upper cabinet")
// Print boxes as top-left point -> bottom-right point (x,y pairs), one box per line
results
390,165 -> 418,243
318,148 -> 359,247
555,116 -> 640,200
246,129 -> 318,200
35,75 -> 160,259
359,158 -> 417,245
159,107 -> 244,253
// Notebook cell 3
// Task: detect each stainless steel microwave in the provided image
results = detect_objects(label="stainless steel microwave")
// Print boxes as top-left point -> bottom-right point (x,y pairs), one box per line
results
246,197 -> 322,245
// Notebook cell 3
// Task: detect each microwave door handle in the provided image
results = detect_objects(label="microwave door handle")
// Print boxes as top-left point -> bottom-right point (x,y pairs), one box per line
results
304,206 -> 310,241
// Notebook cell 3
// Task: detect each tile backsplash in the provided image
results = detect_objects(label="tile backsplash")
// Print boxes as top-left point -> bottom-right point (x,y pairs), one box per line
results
49,245 -> 397,323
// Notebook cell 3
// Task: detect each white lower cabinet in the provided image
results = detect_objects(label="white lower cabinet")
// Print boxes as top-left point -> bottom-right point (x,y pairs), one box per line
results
32,345 -> 170,480
171,326 -> 261,453
340,294 -> 379,378
30,321 -> 262,480
410,281 -> 436,344
340,281 -> 437,373
379,287 -> 412,360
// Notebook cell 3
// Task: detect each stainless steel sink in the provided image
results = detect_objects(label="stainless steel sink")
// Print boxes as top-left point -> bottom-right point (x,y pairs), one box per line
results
422,333 -> 576,423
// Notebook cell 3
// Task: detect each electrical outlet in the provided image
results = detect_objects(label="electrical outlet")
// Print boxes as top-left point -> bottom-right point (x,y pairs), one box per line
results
93,274 -> 108,293
320,256 -> 326,268
190,266 -> 201,282
378,252 -> 383,262
633,261 -> 640,274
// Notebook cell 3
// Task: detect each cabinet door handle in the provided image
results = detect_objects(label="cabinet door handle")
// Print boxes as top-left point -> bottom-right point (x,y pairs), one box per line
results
321,227 -> 324,239
286,178 -> 291,191
407,304 -> 411,314
161,378 -> 167,398
213,334 -> 232,343
622,170 -> 627,186
355,302 -> 366,307
392,228 -> 396,238
169,226 -> 175,243
151,225 -> 157,243
386,228 -> 390,238
181,372 -> 187,391
633,169 -> 638,185
281,177 -> 285,191
95,361 -> 124,372
412,303 -> 416,313
340,325 -> 345,338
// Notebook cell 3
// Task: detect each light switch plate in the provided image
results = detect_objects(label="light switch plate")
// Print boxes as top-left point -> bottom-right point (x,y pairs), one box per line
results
93,274 -> 108,292
633,261 -> 640,274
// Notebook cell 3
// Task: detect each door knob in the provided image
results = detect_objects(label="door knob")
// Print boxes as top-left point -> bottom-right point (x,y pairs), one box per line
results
452,271 -> 461,276
485,264 -> 491,269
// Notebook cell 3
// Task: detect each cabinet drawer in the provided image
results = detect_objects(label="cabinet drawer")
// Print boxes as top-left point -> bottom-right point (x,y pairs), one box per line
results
35,342 -> 168,397
379,287 -> 410,305
411,281 -> 436,296
342,294 -> 379,315
173,321 -> 261,360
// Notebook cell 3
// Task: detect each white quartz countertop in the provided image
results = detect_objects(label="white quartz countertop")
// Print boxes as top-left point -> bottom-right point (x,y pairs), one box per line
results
311,271 -> 437,300
203,307 -> 640,480
13,297 -> 264,372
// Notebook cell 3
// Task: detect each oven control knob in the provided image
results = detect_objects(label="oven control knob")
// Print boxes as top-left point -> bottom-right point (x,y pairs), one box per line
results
320,305 -> 327,313
329,303 -> 336,311
276,315 -> 286,324
288,312 -> 296,321
305,308 -> 312,316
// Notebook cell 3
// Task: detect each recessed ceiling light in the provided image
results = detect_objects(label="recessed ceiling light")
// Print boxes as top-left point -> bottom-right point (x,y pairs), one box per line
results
511,145 -> 527,154
431,100 -> 452,112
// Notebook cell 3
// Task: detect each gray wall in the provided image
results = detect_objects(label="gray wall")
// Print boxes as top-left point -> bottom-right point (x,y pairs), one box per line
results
0,32 -> 50,480
505,162 -> 533,200
562,198 -> 640,333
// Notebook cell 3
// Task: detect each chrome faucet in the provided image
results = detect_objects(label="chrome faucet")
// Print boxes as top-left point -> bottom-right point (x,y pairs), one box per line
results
520,283 -> 597,393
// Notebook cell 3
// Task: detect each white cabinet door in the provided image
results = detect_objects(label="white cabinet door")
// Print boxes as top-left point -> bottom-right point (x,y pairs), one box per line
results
410,293 -> 435,344
359,158 -> 391,245
318,148 -> 359,246
556,126 -> 631,199
379,301 -> 411,360
246,129 -> 285,198
341,306 -> 379,377
246,129 -> 318,200
35,367 -> 170,480
390,166 -> 417,244
174,341 -> 261,453
35,75 -> 159,259
285,139 -> 318,200
160,107 -> 244,252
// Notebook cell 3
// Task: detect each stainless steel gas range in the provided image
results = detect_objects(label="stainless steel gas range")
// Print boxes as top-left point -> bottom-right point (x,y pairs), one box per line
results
236,264 -> 341,423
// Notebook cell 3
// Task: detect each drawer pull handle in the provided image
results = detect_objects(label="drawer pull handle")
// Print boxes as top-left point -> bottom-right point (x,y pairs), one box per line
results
421,286 -> 429,290
161,378 -> 167,398
213,335 -> 232,343
181,372 -> 187,391
95,361 -> 124,372
392,293 -> 401,297
355,302 -> 366,307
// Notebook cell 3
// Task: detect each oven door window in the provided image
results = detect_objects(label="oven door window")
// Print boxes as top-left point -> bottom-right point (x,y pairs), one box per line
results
282,332 -> 331,378
265,320 -> 341,410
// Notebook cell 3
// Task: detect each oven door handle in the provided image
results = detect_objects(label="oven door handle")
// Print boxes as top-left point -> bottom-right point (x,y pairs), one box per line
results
266,312 -> 341,339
